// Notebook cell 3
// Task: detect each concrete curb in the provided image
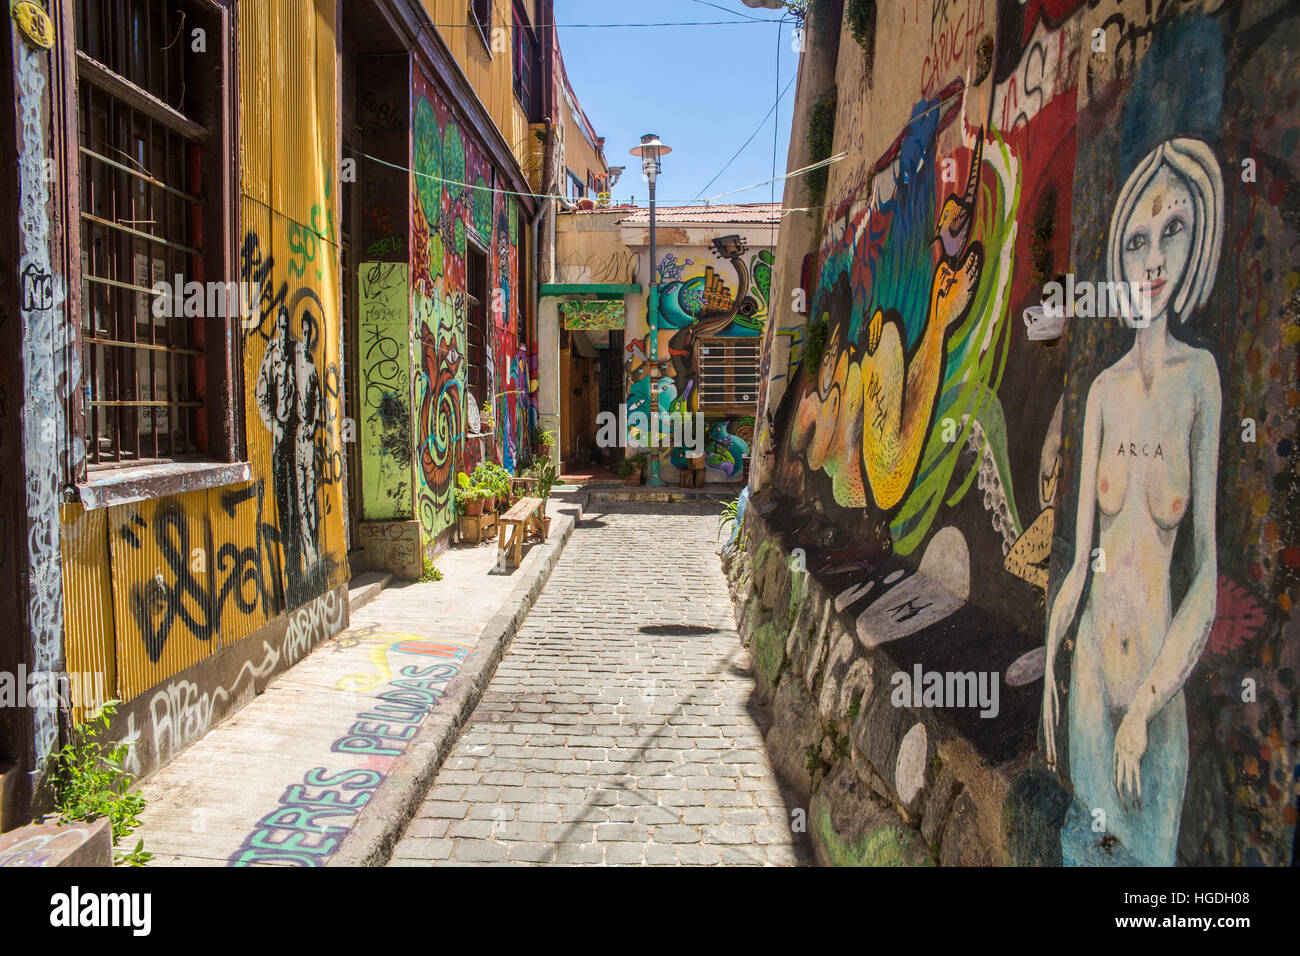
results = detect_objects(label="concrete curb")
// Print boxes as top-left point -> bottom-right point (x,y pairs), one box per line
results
586,489 -> 735,504
330,502 -> 583,867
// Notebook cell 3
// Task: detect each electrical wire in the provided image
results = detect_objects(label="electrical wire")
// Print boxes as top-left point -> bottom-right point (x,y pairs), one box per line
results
771,13 -> 784,206
437,19 -> 779,28
689,72 -> 797,202
689,0 -> 779,22
342,140 -> 838,208
339,73 -> 966,212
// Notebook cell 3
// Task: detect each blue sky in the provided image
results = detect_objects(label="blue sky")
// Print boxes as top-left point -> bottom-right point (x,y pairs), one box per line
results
555,0 -> 798,208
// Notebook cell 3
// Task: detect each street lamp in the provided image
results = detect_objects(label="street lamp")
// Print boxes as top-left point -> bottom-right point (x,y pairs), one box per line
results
629,134 -> 672,486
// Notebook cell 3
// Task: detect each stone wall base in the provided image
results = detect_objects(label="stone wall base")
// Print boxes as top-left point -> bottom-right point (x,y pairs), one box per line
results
357,519 -> 423,580
722,507 -> 1025,866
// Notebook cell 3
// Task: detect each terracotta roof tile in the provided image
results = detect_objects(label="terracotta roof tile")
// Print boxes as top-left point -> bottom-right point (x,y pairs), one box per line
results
615,203 -> 782,225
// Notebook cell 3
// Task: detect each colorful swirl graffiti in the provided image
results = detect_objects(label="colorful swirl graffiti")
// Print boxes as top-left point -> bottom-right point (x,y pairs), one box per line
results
411,67 -> 524,538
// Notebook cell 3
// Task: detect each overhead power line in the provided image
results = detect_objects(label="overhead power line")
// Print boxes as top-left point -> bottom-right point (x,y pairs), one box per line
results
341,143 -> 843,209
432,19 -> 781,29
691,73 -> 797,202
689,0 -> 778,22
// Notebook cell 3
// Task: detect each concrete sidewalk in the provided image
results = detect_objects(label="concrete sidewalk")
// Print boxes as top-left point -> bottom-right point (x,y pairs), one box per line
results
130,498 -> 580,867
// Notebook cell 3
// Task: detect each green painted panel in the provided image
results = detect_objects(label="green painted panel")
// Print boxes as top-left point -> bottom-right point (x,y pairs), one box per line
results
358,261 -> 413,520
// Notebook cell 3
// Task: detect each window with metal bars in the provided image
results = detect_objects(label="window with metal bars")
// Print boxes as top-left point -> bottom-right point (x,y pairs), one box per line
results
465,243 -> 489,427
697,337 -> 761,410
75,0 -> 230,469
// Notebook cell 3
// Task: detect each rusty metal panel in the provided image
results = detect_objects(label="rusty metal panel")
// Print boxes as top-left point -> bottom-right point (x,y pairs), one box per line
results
264,0 -> 337,238
237,199 -> 348,609
45,0 -> 348,716
59,503 -> 116,723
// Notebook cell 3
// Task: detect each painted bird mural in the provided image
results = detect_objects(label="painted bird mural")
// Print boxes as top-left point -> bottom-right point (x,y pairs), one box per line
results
933,129 -> 983,261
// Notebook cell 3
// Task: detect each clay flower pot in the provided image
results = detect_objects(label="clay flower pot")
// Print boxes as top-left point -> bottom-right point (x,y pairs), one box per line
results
462,498 -> 484,517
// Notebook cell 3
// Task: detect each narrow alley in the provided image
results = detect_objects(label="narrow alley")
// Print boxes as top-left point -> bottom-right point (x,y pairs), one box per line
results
391,501 -> 808,866
1,0 -> 1296,907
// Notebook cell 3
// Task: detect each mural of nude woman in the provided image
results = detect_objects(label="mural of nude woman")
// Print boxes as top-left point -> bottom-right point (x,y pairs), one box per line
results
1043,138 -> 1223,866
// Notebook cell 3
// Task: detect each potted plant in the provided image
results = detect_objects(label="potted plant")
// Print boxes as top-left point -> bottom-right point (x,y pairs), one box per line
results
528,459 -> 559,537
618,454 -> 645,486
455,472 -> 489,517
472,462 -> 512,509
531,427 -> 557,459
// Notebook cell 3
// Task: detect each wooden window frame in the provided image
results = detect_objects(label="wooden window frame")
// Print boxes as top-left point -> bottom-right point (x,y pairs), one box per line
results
63,0 -> 244,503
465,240 -> 490,431
512,3 -> 540,121
469,0 -> 493,54
567,169 -> 585,200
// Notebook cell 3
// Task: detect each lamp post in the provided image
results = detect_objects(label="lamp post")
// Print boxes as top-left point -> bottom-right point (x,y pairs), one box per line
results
629,133 -> 672,486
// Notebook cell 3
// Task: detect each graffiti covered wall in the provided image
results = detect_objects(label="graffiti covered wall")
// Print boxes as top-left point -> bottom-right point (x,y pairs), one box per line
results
359,261 -> 413,520
741,0 -> 1299,866
410,64 -> 526,542
1045,0 -> 1300,868
58,0 -> 350,775
625,234 -> 776,483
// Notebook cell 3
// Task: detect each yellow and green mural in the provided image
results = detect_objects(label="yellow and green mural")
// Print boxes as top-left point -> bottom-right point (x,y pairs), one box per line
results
410,64 -> 528,544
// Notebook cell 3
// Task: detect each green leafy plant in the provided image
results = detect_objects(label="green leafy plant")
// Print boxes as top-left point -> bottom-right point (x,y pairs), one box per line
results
420,555 -> 443,582
719,498 -> 739,541
527,458 -> 560,505
471,462 -> 512,502
806,88 -> 837,208
847,0 -> 877,51
531,427 -> 556,452
454,471 -> 491,513
803,312 -> 830,372
848,691 -> 864,721
52,700 -> 151,866
618,454 -> 646,480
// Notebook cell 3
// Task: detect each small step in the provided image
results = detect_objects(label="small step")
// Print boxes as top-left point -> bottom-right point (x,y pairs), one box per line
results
347,571 -> 392,615
0,817 -> 112,867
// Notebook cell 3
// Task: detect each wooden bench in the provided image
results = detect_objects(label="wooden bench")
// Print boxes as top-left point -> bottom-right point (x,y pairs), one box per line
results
497,496 -> 545,568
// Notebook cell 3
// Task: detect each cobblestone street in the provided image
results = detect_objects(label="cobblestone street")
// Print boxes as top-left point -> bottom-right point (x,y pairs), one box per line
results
391,500 -> 808,866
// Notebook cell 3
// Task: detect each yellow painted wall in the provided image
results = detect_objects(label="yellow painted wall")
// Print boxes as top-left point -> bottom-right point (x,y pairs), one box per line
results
61,0 -> 347,707
559,80 -> 605,196
425,0 -> 533,176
